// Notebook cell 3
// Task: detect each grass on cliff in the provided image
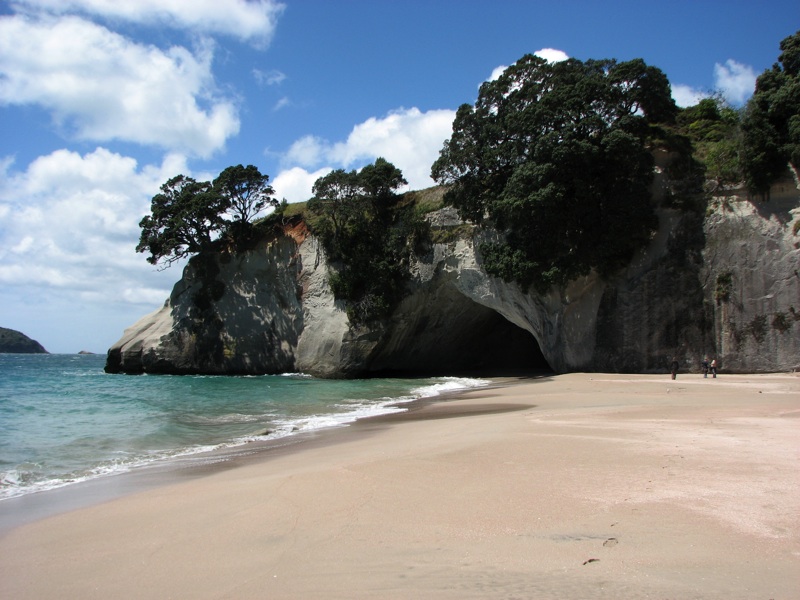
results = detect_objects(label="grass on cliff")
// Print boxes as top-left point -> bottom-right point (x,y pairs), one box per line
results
267,185 -> 447,224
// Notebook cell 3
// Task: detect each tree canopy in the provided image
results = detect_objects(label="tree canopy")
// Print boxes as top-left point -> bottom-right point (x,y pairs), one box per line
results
741,30 -> 800,196
431,55 -> 676,292
676,96 -> 742,189
214,164 -> 275,224
307,158 -> 419,324
137,165 -> 276,267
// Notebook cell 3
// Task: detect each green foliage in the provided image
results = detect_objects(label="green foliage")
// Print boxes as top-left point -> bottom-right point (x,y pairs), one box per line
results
271,199 -> 306,220
402,186 -> 447,215
0,327 -> 48,354
137,175 -> 229,267
308,158 -> 426,324
431,54 -> 673,292
213,164 -> 276,224
677,97 -> 744,188
358,157 -> 407,204
137,165 -> 277,267
430,223 -> 474,244
741,30 -> 800,197
714,271 -> 733,304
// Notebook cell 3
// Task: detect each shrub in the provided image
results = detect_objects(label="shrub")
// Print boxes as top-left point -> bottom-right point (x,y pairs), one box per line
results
714,272 -> 733,304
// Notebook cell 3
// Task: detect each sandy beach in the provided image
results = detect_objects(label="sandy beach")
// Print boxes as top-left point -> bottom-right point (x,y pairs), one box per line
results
1,372 -> 798,599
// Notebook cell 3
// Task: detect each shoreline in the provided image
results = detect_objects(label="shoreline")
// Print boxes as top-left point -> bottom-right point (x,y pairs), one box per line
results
1,372 -> 798,598
0,374 -> 523,536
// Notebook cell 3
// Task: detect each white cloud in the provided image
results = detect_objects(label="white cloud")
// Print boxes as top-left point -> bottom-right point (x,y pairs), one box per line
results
0,147 -> 187,303
276,107 -> 456,202
488,65 -> 509,82
670,59 -> 757,108
0,146 -> 212,352
0,14 -> 240,157
273,97 -> 291,111
284,135 -> 327,168
11,0 -> 285,47
672,83 -> 709,108
714,59 -> 756,105
254,68 -> 287,86
535,48 -> 569,63
488,48 -> 569,83
272,166 -> 331,203
327,108 -> 455,183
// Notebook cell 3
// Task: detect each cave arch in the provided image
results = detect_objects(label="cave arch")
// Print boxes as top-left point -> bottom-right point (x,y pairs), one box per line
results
367,285 -> 552,377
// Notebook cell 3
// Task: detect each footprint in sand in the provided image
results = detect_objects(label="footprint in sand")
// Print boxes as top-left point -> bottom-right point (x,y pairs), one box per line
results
603,537 -> 618,547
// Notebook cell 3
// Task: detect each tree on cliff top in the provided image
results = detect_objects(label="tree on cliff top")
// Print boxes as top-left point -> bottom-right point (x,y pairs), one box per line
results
137,175 -> 227,267
307,158 -> 418,323
431,55 -> 676,292
677,96 -> 743,189
137,165 -> 276,267
213,164 -> 276,224
741,30 -> 800,197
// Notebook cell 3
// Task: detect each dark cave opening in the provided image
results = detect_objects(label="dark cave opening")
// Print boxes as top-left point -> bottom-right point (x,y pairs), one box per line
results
440,309 -> 552,377
368,289 -> 553,378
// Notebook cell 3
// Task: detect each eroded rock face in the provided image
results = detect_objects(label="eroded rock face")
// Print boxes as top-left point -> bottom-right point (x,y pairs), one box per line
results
700,174 -> 800,372
106,235 -> 303,374
106,174 -> 800,376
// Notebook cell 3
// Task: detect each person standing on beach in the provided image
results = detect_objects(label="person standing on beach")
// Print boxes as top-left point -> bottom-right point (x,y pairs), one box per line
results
710,359 -> 717,378
670,357 -> 679,380
702,357 -> 709,378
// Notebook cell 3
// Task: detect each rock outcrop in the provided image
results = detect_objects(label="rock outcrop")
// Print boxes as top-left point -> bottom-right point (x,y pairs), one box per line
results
0,327 -> 48,354
106,173 -> 800,376
700,173 -> 800,372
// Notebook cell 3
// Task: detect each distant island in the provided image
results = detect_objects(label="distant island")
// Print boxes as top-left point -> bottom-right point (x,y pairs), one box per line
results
0,327 -> 48,354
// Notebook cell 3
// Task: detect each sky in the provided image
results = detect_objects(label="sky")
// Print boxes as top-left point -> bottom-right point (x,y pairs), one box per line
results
0,1 -> 797,354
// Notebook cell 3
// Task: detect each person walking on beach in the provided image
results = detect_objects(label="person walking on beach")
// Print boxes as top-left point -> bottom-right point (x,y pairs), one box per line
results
670,357 -> 679,380
701,357 -> 709,378
710,358 -> 717,378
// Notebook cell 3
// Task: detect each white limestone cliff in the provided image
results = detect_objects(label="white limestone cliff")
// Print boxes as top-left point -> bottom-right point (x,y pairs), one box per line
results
106,174 -> 800,376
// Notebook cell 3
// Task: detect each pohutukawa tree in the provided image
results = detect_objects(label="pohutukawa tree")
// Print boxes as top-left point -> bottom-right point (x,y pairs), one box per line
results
431,55 -> 677,292
136,175 -> 227,267
741,30 -> 800,198
137,165 -> 277,267
307,157 -> 417,323
213,164 -> 276,224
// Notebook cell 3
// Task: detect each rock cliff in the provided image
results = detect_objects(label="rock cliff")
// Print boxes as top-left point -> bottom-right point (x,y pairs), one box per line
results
106,173 -> 800,376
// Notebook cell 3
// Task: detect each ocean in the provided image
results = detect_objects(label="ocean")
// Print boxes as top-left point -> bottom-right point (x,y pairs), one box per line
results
0,353 -> 489,501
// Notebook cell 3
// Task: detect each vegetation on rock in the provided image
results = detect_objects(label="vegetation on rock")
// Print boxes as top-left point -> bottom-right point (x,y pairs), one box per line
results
137,165 -> 278,267
135,32 -> 799,329
669,31 -> 799,203
741,30 -> 800,197
307,158 -> 427,324
431,55 -> 676,292
0,327 -> 48,353
677,96 -> 742,190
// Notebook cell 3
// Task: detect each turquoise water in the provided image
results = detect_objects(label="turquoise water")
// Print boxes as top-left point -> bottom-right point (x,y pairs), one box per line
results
0,354 -> 488,500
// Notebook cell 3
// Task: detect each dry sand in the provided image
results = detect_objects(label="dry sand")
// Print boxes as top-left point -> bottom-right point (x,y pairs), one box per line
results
1,373 -> 798,599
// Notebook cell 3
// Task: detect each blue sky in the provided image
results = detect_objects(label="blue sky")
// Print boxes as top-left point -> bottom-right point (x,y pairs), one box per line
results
1,0 -> 797,353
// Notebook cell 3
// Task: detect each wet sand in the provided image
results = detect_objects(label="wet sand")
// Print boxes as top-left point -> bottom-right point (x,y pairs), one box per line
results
1,373 -> 798,599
